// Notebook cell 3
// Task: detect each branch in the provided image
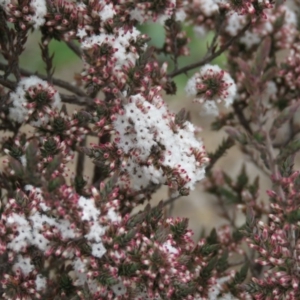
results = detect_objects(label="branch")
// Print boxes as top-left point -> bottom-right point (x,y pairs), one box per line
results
232,101 -> 253,134
0,77 -> 16,90
0,62 -> 87,97
66,41 -> 83,58
76,137 -> 86,178
0,78 -> 94,107
60,94 -> 94,106
168,21 -> 252,78
162,193 -> 181,208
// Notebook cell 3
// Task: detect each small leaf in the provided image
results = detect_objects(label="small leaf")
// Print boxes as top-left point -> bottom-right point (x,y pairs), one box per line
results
224,126 -> 248,145
236,165 -> 248,190
222,172 -> 232,186
217,250 -> 229,272
9,158 -> 25,178
48,176 -> 65,192
276,139 -> 300,164
261,66 -> 278,83
270,103 -> 300,139
248,176 -> 259,198
233,263 -> 249,284
207,228 -> 218,245
218,187 -> 239,204
253,37 -> 271,77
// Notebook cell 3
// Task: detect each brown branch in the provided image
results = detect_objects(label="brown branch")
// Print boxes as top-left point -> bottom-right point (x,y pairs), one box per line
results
76,137 -> 86,178
168,21 -> 252,78
0,62 -> 87,97
232,101 -> 253,134
60,94 -> 94,106
162,194 -> 182,208
0,77 -> 16,90
66,41 -> 83,58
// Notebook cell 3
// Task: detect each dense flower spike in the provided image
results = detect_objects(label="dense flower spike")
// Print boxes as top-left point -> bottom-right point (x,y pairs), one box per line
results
1,0 -> 300,298
113,92 -> 208,193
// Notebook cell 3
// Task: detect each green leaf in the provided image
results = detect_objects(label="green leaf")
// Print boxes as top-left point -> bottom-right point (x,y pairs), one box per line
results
118,263 -> 139,277
48,176 -> 64,192
115,229 -> 136,247
270,103 -> 300,139
222,172 -> 232,186
217,250 -> 229,272
171,218 -> 189,241
74,176 -> 87,194
200,244 -> 219,256
200,257 -> 218,280
207,228 -> 218,245
206,137 -> 235,172
248,176 -> 259,198
286,209 -> 300,224
236,165 -> 248,190
279,156 -> 294,178
232,263 -> 249,284
276,139 -> 300,164
217,187 -> 239,204
233,225 -> 246,242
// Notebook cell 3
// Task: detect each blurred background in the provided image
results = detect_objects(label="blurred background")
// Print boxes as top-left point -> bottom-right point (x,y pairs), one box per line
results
1,22 -> 272,241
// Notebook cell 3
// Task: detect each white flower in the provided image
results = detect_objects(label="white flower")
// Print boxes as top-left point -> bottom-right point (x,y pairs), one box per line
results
78,196 -> 100,221
91,242 -> 106,258
30,0 -> 47,28
77,28 -> 88,39
225,14 -> 246,36
13,255 -> 34,275
9,76 -> 61,126
99,3 -> 116,21
35,274 -> 47,291
111,280 -> 127,296
186,64 -> 237,115
113,93 -> 207,191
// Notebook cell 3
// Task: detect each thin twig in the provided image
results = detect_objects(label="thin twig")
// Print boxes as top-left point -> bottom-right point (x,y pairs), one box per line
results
66,41 -> 83,58
168,21 -> 252,78
0,62 -> 87,96
162,194 -> 181,208
0,77 -> 16,90
232,101 -> 253,134
76,137 -> 86,178
60,94 -> 94,106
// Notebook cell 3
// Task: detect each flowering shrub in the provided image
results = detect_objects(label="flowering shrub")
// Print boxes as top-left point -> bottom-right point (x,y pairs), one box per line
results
0,0 -> 300,299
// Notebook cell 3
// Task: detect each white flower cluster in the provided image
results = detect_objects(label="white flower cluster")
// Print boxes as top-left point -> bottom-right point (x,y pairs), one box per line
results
0,0 -> 47,28
225,5 -> 297,50
192,0 -> 220,37
9,76 -> 61,126
128,0 -> 176,24
113,93 -> 206,191
30,0 -> 47,28
81,27 -> 144,68
5,185 -> 120,292
78,195 -> 106,258
186,64 -> 237,115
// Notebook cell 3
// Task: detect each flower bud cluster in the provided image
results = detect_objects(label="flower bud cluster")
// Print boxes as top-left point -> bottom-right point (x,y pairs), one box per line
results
185,64 -> 237,115
9,76 -> 61,126
244,171 -> 300,299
